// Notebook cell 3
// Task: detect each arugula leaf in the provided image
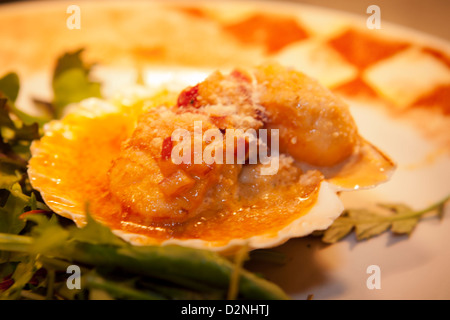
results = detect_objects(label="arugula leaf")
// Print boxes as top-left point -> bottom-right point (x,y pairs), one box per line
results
53,48 -> 86,80
322,195 -> 450,243
0,73 -> 49,127
379,203 -> 419,234
0,255 -> 40,300
0,163 -> 22,191
0,85 -> 48,255
321,217 -> 354,244
0,184 -> 47,267
24,214 -> 70,255
0,73 -> 19,103
0,187 -> 28,235
0,188 -> 27,265
0,97 -> 40,168
69,204 -> 126,247
0,92 -> 41,201
52,49 -> 101,118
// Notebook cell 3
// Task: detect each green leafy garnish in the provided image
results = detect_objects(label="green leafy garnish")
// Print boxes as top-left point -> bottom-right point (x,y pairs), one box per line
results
0,81 -> 48,272
322,195 -> 450,243
0,73 -> 20,103
0,73 -> 49,127
51,48 -> 101,118
0,211 -> 289,300
0,77 -> 48,228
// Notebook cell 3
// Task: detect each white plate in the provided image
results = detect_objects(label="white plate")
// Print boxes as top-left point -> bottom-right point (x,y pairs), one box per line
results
1,0 -> 449,299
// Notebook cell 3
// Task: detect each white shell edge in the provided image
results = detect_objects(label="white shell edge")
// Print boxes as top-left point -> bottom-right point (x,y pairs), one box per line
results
112,181 -> 344,254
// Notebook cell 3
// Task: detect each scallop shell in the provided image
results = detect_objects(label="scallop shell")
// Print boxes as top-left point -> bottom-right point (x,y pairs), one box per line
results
28,76 -> 395,254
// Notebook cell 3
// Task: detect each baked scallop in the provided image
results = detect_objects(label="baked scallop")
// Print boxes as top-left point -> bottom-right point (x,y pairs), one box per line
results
28,63 -> 395,253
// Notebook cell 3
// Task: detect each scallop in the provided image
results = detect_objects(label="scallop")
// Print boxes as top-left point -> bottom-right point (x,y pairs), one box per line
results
28,63 -> 395,254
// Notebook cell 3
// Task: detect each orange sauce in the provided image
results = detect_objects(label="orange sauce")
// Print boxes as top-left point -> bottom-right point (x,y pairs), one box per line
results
113,180 -> 321,246
302,139 -> 396,191
175,6 -> 208,19
422,47 -> 450,69
411,84 -> 450,115
328,29 -> 409,70
223,13 -> 309,54
332,75 -> 379,98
